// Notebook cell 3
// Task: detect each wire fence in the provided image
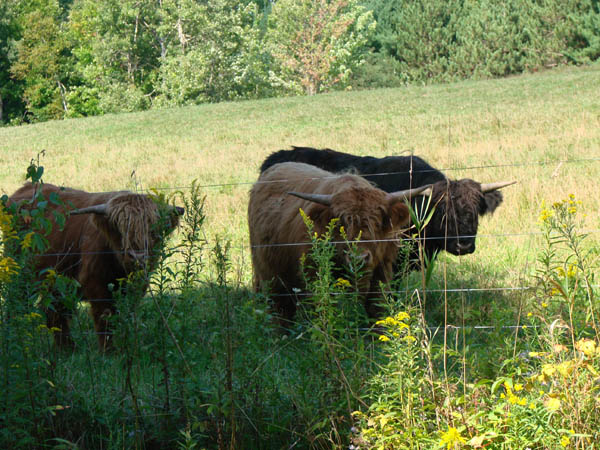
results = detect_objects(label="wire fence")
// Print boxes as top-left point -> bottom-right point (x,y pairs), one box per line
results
5,156 -> 600,333
146,156 -> 600,191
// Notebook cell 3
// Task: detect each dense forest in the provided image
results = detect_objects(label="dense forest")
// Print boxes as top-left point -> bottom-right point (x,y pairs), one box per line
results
0,0 -> 599,125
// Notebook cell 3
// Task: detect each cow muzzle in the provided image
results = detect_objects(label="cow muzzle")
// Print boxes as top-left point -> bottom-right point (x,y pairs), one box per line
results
454,241 -> 475,255
127,249 -> 150,264
345,249 -> 374,270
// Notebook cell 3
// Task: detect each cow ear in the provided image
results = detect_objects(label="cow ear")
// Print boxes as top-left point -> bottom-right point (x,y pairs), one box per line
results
385,198 -> 410,232
305,203 -> 333,234
480,191 -> 503,215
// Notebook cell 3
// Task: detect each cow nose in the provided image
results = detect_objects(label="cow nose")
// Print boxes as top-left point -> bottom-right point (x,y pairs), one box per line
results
358,250 -> 373,268
128,249 -> 148,263
456,241 -> 475,255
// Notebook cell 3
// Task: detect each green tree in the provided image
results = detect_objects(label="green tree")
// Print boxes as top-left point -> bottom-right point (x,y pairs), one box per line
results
0,0 -> 24,124
155,0 -> 270,106
68,0 -> 160,113
10,0 -> 72,122
266,0 -> 375,95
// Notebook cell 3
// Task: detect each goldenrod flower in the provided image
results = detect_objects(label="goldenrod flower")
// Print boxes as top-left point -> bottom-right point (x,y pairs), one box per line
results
439,426 -> 466,449
557,360 -> 574,378
575,339 -> 597,357
0,206 -> 17,243
378,335 -> 390,342
21,232 -> 34,250
542,364 -> 557,377
0,256 -> 19,283
395,312 -> 410,321
334,277 -> 351,288
544,397 -> 561,412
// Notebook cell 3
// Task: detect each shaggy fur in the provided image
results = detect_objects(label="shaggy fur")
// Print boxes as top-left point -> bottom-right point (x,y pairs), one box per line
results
248,162 -> 410,324
8,183 -> 182,351
261,147 -> 506,258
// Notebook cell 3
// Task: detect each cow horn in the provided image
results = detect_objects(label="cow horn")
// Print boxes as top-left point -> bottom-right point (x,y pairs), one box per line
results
481,181 -> 517,193
172,206 -> 185,216
388,184 -> 433,200
70,204 -> 108,215
287,191 -> 333,206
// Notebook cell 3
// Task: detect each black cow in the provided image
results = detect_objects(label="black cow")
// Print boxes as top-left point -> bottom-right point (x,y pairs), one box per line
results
260,147 -> 514,259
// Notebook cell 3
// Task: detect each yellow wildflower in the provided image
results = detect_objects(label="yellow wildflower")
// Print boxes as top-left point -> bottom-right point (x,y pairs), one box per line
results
0,206 -> 17,242
395,312 -> 410,321
542,364 -> 557,377
539,207 -> 554,223
561,435 -> 570,447
544,397 -> 561,412
542,302 -> 548,308
378,335 -> 390,342
557,360 -> 574,378
527,312 -> 533,317
334,278 -> 351,289
439,426 -> 466,449
0,256 -> 19,283
21,231 -> 34,249
575,339 -> 596,357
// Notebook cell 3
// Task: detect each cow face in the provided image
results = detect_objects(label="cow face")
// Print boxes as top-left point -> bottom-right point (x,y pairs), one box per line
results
423,179 -> 503,256
304,187 -> 410,277
91,194 -> 183,272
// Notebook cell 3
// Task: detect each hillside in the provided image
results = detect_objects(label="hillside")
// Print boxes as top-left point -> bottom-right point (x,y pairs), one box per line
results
1,64 -> 599,273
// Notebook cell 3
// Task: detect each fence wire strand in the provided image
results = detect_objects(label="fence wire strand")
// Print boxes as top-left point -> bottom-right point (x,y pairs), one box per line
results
146,156 -> 600,191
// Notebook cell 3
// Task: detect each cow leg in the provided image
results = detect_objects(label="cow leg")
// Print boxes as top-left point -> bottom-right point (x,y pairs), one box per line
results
272,292 -> 297,327
45,302 -> 75,349
363,295 -> 386,320
89,300 -> 116,352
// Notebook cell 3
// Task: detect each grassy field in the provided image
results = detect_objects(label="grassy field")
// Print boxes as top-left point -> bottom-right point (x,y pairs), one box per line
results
1,64 -> 600,448
2,63 -> 599,273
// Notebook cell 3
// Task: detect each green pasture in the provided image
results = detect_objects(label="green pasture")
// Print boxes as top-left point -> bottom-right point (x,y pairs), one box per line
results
1,62 -> 599,291
1,64 -> 599,448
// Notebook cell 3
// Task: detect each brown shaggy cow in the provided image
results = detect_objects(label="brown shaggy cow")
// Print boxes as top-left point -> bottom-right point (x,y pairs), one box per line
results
248,162 -> 428,324
8,182 -> 184,351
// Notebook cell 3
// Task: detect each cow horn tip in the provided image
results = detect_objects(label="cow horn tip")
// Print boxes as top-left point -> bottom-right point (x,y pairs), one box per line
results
481,180 -> 517,193
70,204 -> 108,215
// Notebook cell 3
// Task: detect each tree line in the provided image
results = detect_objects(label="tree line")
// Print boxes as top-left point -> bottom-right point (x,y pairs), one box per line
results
1,0 -> 598,125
